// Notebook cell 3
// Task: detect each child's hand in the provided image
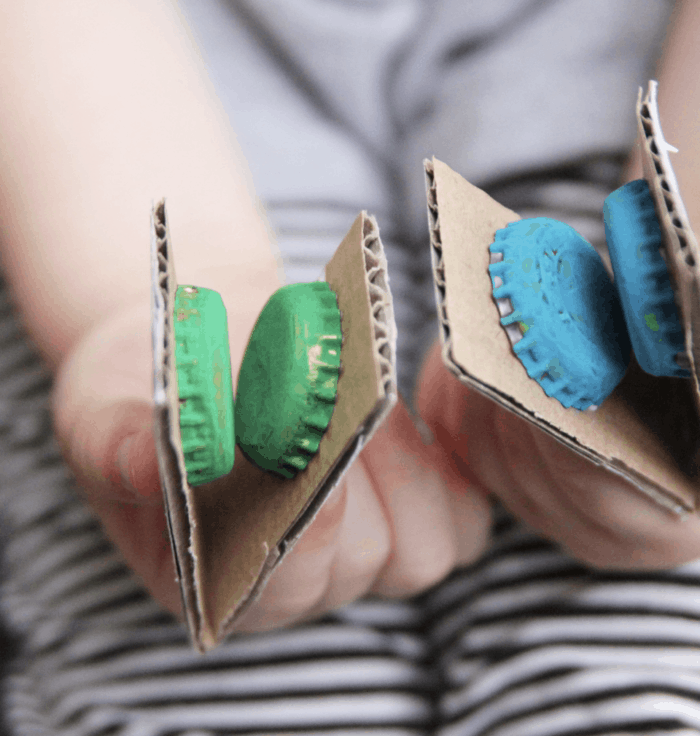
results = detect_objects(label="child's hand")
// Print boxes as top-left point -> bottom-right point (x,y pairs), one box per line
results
52,298 -> 492,631
236,390 -> 491,632
50,297 -> 700,636
52,297 -> 181,613
416,340 -> 700,570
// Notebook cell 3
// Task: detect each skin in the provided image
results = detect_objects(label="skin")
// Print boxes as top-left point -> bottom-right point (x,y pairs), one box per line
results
0,0 -> 698,633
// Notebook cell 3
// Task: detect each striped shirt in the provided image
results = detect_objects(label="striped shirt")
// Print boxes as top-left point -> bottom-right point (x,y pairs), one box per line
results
5,1 -> 700,734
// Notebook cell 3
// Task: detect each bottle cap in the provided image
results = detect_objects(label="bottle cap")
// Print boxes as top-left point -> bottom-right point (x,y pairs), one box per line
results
604,179 -> 689,378
489,217 -> 630,410
235,281 -> 342,478
174,285 -> 236,486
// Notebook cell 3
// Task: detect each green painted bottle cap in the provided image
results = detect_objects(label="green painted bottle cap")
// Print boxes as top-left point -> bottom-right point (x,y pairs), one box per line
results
235,282 -> 342,479
174,285 -> 235,486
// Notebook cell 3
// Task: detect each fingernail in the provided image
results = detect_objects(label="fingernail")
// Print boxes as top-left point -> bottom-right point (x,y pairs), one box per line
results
116,435 -> 138,494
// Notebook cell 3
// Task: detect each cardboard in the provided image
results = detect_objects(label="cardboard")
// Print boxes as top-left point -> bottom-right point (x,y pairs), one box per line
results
425,80 -> 700,517
637,81 -> 700,403
152,205 -> 397,652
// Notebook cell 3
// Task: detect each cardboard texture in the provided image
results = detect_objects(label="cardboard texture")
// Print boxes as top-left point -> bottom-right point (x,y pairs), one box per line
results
425,80 -> 700,516
152,206 -> 397,652
637,81 -> 700,403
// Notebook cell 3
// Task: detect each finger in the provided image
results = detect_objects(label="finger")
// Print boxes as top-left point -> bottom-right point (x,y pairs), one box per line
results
485,400 -> 700,570
365,400 -> 457,597
526,423 -> 700,568
416,341 -> 498,488
89,494 -> 182,616
365,399 -> 490,598
54,387 -> 180,615
116,410 -> 162,502
436,443 -> 494,568
416,343 -> 495,567
236,457 -> 391,631
417,339 -> 700,570
311,453 -> 391,609
52,299 -> 159,505
234,476 -> 348,631
52,301 -> 182,616
57,398 -> 162,505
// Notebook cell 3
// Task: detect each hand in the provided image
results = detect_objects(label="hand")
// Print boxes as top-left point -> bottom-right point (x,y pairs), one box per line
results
52,296 -> 181,613
416,339 -> 700,569
236,390 -> 491,632
52,298 -> 491,631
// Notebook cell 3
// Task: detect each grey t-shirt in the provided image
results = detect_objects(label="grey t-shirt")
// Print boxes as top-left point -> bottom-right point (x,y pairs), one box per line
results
178,0 -> 670,394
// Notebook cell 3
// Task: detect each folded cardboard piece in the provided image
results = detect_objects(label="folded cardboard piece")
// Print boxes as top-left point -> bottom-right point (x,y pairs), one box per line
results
425,80 -> 700,516
151,206 -> 397,652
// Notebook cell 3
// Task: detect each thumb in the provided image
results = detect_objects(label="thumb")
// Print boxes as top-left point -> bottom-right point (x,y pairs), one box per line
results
60,399 -> 161,505
52,299 -> 161,506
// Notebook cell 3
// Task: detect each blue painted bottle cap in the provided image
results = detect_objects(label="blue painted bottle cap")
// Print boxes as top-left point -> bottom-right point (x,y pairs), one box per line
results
603,179 -> 689,378
489,217 -> 631,410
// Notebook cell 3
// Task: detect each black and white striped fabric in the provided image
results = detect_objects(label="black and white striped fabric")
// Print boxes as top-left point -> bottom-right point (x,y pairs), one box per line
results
5,1 -> 700,734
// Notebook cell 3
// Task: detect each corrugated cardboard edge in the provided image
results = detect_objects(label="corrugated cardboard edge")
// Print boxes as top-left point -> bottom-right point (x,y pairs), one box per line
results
425,157 -> 698,515
151,200 -> 200,640
151,207 -> 397,652
637,80 -> 700,407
